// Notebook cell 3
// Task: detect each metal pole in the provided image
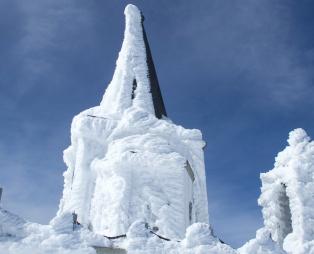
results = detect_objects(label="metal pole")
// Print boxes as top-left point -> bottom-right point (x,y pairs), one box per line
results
0,187 -> 3,203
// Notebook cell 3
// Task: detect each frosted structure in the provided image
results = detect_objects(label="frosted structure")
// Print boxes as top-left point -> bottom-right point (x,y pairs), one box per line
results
240,128 -> 314,254
57,4 -> 209,239
1,4 -> 314,254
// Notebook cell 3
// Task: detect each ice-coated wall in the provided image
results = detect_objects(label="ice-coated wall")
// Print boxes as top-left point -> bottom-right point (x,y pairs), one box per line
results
240,128 -> 314,254
259,128 -> 314,253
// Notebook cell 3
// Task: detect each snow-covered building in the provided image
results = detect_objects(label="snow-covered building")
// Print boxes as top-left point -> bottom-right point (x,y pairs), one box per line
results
57,4 -> 209,240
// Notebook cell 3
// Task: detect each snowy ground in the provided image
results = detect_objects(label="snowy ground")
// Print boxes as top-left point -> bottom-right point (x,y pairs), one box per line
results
0,209 -> 235,254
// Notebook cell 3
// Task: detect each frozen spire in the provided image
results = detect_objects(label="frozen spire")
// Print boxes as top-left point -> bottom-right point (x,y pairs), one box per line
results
100,4 -> 167,119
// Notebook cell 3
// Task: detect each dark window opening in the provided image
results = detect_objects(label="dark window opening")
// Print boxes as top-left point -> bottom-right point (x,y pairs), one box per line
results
277,183 -> 293,244
185,161 -> 195,182
131,79 -> 137,100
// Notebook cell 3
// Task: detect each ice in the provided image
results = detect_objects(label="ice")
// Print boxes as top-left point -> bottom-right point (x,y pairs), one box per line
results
240,128 -> 314,254
1,3 -> 314,254
0,207 -> 26,238
57,3 -> 209,240
238,228 -> 286,254
123,221 -> 236,254
99,4 -> 154,117
0,210 -> 109,254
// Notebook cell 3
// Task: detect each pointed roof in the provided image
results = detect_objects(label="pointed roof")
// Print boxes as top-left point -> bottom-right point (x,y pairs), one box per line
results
100,4 -> 167,119
141,15 -> 167,119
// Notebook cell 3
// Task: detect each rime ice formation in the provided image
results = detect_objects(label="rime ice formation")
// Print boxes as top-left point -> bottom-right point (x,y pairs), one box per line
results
240,128 -> 314,254
99,4 -> 166,119
0,210 -> 109,254
1,3 -> 314,254
0,208 -> 26,238
57,4 -> 208,240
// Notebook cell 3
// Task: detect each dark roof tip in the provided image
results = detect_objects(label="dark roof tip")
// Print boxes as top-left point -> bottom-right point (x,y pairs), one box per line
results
141,17 -> 168,119
141,13 -> 145,23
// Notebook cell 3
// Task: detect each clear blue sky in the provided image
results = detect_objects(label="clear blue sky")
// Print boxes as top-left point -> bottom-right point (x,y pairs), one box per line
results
0,0 -> 314,248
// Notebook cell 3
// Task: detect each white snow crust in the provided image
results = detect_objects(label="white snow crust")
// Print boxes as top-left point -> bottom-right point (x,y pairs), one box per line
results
1,3 -> 314,254
57,106 -> 208,239
0,208 -> 26,238
240,128 -> 314,254
57,3 -> 208,240
124,221 -> 236,254
238,228 -> 286,254
0,211 -> 235,254
99,4 -> 155,117
0,211 -> 109,254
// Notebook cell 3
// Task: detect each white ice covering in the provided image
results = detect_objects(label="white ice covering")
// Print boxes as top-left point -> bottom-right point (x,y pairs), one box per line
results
100,4 -> 154,117
240,128 -> 314,254
0,211 -> 110,254
57,3 -> 209,240
1,3 -> 314,254
0,212 -> 234,254
0,208 -> 26,238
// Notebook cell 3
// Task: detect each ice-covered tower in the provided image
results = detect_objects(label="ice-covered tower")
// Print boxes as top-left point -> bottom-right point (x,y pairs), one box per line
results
57,4 -> 208,239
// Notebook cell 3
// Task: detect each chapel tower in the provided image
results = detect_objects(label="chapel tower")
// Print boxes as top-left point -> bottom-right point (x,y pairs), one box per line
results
57,4 -> 209,239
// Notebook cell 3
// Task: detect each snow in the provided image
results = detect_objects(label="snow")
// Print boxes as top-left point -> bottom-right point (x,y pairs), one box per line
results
0,208 -> 26,238
240,128 -> 314,254
238,228 -> 286,254
99,4 -> 154,117
1,130 -> 314,251
1,2 -> 314,254
0,211 -> 109,254
123,221 -> 236,254
57,3 -> 208,240
0,211 -> 234,253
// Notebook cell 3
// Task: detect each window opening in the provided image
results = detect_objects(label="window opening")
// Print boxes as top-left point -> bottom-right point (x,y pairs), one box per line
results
131,79 -> 137,99
185,161 -> 195,182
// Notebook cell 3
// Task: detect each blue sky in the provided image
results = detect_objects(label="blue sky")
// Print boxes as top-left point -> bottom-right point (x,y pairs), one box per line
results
1,0 -> 314,248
